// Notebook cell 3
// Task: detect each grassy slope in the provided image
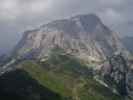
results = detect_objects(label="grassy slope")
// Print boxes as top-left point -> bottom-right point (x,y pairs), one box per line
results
19,48 -> 122,100
0,70 -> 63,100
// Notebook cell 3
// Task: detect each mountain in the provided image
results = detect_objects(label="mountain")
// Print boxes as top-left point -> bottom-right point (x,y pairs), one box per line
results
0,13 -> 131,100
0,48 -> 122,100
122,36 -> 133,53
14,14 -> 124,62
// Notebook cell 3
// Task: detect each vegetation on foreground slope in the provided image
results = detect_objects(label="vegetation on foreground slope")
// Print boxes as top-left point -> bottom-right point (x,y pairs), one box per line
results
0,48 -> 123,100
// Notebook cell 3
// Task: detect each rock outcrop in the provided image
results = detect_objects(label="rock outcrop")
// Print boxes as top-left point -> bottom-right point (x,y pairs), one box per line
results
101,53 -> 133,99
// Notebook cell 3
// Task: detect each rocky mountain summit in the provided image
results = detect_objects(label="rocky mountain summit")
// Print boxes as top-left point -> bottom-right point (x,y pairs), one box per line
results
14,14 -> 125,61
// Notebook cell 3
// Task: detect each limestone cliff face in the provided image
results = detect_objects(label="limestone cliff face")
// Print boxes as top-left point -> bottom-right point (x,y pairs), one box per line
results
14,14 -> 124,61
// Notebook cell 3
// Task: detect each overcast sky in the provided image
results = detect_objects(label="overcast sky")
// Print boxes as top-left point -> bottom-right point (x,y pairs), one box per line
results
0,0 -> 133,54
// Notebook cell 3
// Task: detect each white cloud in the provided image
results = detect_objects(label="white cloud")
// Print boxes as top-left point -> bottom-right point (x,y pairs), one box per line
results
0,0 -> 53,20
0,0 -> 19,20
27,0 -> 52,14
1,0 -> 16,9
100,0 -> 125,6
98,8 -> 125,26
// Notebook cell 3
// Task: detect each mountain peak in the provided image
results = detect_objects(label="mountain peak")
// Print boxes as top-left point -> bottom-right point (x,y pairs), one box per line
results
41,13 -> 103,35
72,13 -> 101,21
14,13 -> 124,61
72,14 -> 102,33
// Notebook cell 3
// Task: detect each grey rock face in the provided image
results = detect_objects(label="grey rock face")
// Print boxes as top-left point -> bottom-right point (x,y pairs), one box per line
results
101,53 -> 133,98
14,14 -> 124,61
127,69 -> 133,98
108,54 -> 128,96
